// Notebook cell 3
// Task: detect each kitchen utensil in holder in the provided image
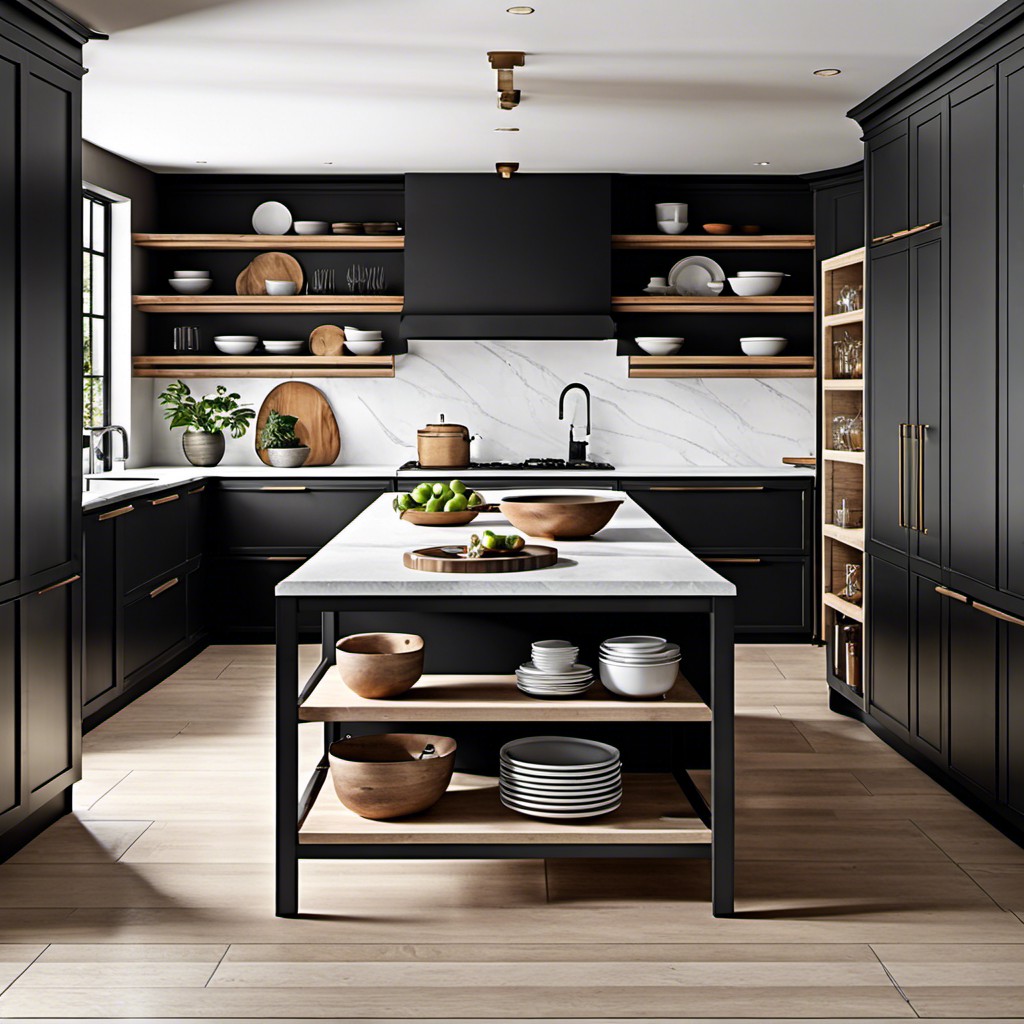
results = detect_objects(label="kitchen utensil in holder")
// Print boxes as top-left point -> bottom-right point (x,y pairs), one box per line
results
841,563 -> 862,603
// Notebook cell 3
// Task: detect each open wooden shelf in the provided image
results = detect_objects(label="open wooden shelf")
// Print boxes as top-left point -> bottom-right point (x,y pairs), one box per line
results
823,309 -> 865,328
823,592 -> 865,623
822,523 -> 865,550
299,672 -> 710,723
823,378 -> 864,391
612,295 -> 814,314
611,234 -> 815,250
132,355 -> 395,379
132,295 -> 403,314
628,355 -> 815,379
300,772 -> 712,846
822,449 -> 865,465
133,232 -> 404,251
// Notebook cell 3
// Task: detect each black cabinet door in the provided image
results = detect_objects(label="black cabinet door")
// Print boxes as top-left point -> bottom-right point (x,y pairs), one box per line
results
948,71 -> 999,589
868,555 -> 910,732
18,60 -> 80,589
868,121 -> 909,240
120,492 -> 187,596
948,598 -> 999,796
909,98 -> 945,229
0,599 -> 20,831
122,574 -> 187,680
1007,617 -> 1024,818
208,555 -> 319,635
702,558 -> 809,634
0,45 -> 17,599
868,245 -> 911,557
82,513 -> 119,711
1002,52 -> 1024,601
912,574 -> 944,759
185,483 -> 207,562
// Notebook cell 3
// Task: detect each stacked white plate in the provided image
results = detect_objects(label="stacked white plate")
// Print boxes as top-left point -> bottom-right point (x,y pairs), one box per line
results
516,639 -> 593,698
499,737 -> 622,820
599,635 -> 681,698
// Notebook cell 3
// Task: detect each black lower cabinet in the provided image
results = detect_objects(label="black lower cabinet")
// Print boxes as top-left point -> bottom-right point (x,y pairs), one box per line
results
0,600 -> 19,834
702,558 -> 810,634
868,556 -> 911,734
913,575 -> 944,760
209,556 -> 320,636
82,512 -> 119,712
1006,623 -> 1024,819
123,574 -> 188,680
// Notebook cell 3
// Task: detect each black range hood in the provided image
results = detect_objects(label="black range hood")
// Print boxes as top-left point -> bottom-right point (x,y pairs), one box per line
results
401,173 -> 615,340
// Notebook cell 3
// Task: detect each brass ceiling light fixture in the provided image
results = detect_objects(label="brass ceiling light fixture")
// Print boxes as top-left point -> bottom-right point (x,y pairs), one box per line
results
496,161 -> 519,179
488,50 -> 525,110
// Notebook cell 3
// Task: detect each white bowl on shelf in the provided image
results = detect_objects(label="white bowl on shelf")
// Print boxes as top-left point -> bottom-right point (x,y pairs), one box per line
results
169,277 -> 211,295
635,337 -> 683,356
265,279 -> 298,296
344,340 -> 384,356
728,275 -> 782,297
740,337 -> 788,357
344,327 -> 384,341
213,337 -> 258,355
599,657 -> 679,698
735,271 -> 787,279
263,340 -> 306,355
293,220 -> 330,235
172,270 -> 211,279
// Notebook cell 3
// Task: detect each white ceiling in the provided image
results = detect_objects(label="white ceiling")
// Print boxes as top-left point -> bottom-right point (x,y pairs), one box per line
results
67,0 -> 998,175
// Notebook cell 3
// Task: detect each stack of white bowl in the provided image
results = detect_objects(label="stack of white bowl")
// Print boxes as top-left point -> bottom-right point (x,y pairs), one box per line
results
499,736 -> 622,820
169,270 -> 211,295
599,635 -> 681,698
516,639 -> 593,698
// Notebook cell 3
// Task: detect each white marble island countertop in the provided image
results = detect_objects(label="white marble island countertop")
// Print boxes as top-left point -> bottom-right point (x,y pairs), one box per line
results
276,490 -> 736,599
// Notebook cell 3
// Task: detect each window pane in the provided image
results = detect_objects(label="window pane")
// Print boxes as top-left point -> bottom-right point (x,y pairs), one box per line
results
91,254 -> 105,315
83,196 -> 91,250
82,253 -> 92,313
83,317 -> 92,374
90,319 -> 105,375
92,200 -> 106,253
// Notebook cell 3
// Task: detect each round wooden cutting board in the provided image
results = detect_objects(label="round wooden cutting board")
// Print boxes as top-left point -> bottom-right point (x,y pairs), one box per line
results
403,545 -> 558,573
309,324 -> 346,355
256,382 -> 340,466
236,252 -> 304,296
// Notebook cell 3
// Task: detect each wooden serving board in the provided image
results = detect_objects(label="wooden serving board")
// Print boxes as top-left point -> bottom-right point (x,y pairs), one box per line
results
403,544 -> 557,574
256,382 -> 340,466
309,324 -> 346,355
236,252 -> 304,295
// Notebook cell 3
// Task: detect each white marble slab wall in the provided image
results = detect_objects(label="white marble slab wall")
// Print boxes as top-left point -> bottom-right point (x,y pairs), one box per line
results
145,340 -> 815,468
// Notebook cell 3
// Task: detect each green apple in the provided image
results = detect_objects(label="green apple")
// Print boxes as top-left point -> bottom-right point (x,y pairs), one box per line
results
450,479 -> 467,494
445,493 -> 469,512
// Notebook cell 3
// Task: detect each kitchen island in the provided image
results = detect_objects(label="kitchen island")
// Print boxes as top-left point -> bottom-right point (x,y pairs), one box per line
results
275,491 -> 736,916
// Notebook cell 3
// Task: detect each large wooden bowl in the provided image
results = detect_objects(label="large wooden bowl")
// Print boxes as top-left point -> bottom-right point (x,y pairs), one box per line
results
328,733 -> 456,820
499,494 -> 623,539
336,632 -> 424,699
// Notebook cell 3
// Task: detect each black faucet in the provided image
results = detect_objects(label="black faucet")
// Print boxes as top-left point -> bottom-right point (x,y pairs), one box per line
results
557,382 -> 592,464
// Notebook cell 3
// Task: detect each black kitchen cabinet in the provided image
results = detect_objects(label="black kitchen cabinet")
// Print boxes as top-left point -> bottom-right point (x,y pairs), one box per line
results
948,70 -> 999,591
909,99 -> 945,230
703,557 -> 810,634
120,492 -> 188,596
185,483 -> 207,561
0,45 -> 16,601
1006,619 -> 1024,818
913,574 -> 944,759
867,556 -> 911,734
867,121 -> 909,241
0,600 -> 18,833
123,574 -> 188,680
82,511 -> 120,711
209,555 -> 319,636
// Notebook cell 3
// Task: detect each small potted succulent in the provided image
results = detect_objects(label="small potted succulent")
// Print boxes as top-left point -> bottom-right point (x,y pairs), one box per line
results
158,380 -> 255,467
258,409 -> 310,468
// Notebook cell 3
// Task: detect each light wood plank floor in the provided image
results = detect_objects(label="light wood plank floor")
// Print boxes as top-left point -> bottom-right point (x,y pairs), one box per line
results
1,642 -> 1023,1022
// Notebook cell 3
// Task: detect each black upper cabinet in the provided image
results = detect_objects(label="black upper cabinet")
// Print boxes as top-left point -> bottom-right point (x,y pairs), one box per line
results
867,122 -> 910,240
948,71 -> 999,591
909,99 -> 945,229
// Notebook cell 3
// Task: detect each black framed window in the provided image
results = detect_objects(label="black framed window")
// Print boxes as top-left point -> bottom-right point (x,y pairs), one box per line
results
82,191 -> 112,429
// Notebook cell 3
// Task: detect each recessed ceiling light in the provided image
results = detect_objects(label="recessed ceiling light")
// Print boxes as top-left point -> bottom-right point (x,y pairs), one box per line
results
323,161 -> 334,165
506,5 -> 535,13
814,68 -> 842,77
754,161 -> 771,166
196,160 -> 207,164
494,126 -> 520,132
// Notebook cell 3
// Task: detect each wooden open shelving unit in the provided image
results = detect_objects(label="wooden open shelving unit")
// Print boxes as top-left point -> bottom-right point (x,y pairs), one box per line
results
612,295 -> 814,314
820,246 -> 867,707
611,234 -> 815,251
628,355 -> 815,379
132,295 -> 404,314
132,355 -> 395,379
133,232 -> 404,251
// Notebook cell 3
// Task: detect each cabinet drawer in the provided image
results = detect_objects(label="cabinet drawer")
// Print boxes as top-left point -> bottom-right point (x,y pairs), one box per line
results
120,490 -> 188,595
208,556 -> 320,634
214,481 -> 387,553
627,483 -> 808,554
703,557 -> 810,634
123,574 -> 187,678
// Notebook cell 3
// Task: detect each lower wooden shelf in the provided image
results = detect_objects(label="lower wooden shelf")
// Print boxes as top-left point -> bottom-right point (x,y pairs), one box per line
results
822,524 -> 865,550
823,592 -> 865,623
300,772 -> 712,846
629,355 -> 815,379
132,355 -> 395,378
822,449 -> 865,465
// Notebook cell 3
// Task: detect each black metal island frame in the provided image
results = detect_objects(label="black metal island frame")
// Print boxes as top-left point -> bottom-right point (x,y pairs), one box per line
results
275,492 -> 736,916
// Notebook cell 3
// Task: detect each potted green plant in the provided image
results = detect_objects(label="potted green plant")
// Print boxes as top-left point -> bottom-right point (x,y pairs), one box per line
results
258,409 -> 310,468
158,380 -> 255,467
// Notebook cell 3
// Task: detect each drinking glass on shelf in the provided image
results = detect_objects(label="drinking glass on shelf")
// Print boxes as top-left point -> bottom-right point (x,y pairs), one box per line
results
833,498 -> 863,530
173,326 -> 200,352
847,411 -> 864,451
831,415 -> 851,450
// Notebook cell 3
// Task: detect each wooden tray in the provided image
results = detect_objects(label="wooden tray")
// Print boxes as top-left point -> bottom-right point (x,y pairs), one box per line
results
403,544 -> 558,573
236,252 -> 304,295
256,381 -> 340,465
309,324 -> 345,355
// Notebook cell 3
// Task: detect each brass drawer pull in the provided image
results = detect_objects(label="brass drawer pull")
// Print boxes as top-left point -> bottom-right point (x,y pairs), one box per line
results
973,602 -> 1024,629
150,493 -> 180,506
704,557 -> 762,565
187,485 -> 206,495
265,556 -> 307,562
37,574 -> 80,596
98,504 -> 134,521
935,585 -> 969,603
149,577 -> 180,599
648,486 -> 765,492
260,486 -> 308,492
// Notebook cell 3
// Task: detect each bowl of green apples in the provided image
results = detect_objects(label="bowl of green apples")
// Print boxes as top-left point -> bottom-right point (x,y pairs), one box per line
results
394,478 -> 493,526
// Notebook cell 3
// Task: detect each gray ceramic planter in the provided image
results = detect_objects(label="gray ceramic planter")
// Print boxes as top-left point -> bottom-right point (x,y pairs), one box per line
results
181,430 -> 225,467
266,445 -> 310,468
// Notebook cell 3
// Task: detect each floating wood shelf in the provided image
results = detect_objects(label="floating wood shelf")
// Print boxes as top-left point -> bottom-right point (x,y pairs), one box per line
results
822,523 -> 865,550
782,456 -> 816,467
300,772 -> 712,846
300,672 -> 710,723
132,295 -> 403,314
822,449 -> 865,465
132,232 -> 404,251
823,592 -> 865,623
612,295 -> 814,314
628,355 -> 816,379
823,379 -> 864,391
822,309 -> 865,327
612,234 -> 815,250
132,355 -> 395,379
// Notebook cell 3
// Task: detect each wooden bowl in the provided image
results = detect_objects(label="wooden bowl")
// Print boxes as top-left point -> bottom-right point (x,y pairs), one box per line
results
328,733 -> 456,820
400,508 -> 479,527
703,223 -> 733,235
335,632 -> 424,699
499,494 -> 623,539
740,224 -> 761,235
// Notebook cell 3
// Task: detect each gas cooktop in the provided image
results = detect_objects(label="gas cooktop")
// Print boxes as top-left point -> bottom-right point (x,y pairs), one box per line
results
397,458 -> 615,472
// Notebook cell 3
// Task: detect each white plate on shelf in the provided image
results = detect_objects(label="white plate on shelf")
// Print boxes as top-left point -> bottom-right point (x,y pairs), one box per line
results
501,736 -> 619,771
252,201 -> 292,235
668,256 -> 726,296
500,761 -> 621,783
500,796 -> 621,820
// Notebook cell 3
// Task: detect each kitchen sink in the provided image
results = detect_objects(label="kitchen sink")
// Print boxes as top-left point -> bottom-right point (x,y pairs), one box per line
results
83,476 -> 159,493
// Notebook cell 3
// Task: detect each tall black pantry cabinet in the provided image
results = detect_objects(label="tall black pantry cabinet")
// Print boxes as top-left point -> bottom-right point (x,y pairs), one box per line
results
0,1 -> 96,857
851,0 -> 1024,835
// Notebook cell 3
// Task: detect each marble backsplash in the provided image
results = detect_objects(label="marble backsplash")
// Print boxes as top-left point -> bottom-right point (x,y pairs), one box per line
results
144,340 -> 816,468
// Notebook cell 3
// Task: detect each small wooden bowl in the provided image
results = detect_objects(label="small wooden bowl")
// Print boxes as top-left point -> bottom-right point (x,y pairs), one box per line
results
336,632 -> 424,699
499,494 -> 623,539
740,224 -> 761,235
703,223 -> 733,235
328,733 -> 456,820
400,508 -> 479,527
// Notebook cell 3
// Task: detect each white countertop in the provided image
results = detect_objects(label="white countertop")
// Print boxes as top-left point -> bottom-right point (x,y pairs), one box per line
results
396,465 -> 812,479
275,491 -> 737,599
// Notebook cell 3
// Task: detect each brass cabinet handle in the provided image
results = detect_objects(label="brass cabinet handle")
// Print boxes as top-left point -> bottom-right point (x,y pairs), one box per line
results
973,602 -> 1024,629
260,486 -> 308,492
187,485 -> 206,495
704,557 -> 763,565
898,424 -> 910,529
149,577 -> 180,599
98,503 -> 134,521
648,485 -> 766,492
872,222 -> 939,245
37,574 -> 81,596
872,232 -> 897,244
264,556 -> 307,562
935,585 -> 969,603
916,424 -> 929,535
150,493 -> 180,506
